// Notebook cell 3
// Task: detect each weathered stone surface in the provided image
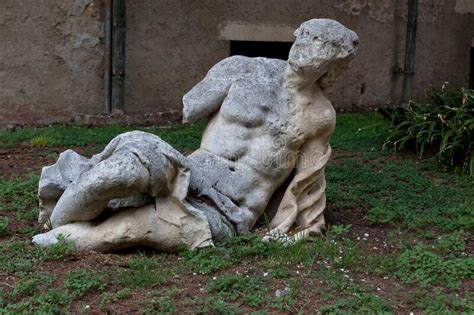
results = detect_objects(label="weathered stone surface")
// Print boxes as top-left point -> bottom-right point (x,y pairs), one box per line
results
33,19 -> 358,252
0,0 -> 103,125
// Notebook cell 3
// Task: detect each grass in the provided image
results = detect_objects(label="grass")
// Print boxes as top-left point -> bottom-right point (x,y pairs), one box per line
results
0,121 -> 206,153
0,112 -> 472,313
328,115 -> 473,232
320,293 -> 392,314
0,174 -> 39,220
117,253 -> 172,288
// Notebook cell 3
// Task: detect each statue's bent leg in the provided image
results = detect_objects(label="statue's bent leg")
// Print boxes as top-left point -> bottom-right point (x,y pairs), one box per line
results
38,149 -> 92,224
50,151 -> 150,228
34,203 -> 185,253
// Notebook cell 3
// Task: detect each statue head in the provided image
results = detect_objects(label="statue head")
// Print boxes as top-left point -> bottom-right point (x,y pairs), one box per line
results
288,19 -> 359,87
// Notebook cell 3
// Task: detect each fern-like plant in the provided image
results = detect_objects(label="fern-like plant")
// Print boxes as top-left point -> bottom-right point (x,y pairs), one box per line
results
379,84 -> 474,175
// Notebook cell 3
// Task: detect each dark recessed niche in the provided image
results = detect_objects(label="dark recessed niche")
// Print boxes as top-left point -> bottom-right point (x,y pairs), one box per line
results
230,41 -> 293,60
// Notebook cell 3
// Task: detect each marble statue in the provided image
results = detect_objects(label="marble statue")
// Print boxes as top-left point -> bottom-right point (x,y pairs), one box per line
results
32,19 -> 359,252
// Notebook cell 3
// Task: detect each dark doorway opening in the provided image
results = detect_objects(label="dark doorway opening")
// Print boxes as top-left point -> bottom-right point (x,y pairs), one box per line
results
230,41 -> 293,60
470,47 -> 474,89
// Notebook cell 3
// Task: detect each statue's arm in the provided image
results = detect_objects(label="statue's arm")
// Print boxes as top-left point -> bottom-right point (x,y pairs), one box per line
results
182,60 -> 235,124
267,138 -> 332,240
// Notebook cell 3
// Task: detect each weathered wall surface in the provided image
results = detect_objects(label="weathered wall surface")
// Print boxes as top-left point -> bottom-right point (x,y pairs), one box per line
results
126,0 -> 474,115
1,0 -> 473,125
0,0 -> 104,125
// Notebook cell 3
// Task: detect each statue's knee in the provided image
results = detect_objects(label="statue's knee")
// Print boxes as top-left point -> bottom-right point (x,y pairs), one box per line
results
81,152 -> 150,196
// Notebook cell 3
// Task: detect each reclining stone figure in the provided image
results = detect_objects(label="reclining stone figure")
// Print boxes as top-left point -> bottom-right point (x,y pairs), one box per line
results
32,19 -> 359,252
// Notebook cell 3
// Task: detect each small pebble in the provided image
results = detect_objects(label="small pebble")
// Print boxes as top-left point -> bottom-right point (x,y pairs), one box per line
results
275,287 -> 290,298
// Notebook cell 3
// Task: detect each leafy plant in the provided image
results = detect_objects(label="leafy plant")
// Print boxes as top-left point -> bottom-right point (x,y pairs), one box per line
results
416,289 -> 474,313
99,288 -> 131,308
42,234 -> 74,260
395,243 -> 473,288
63,269 -> 106,298
145,296 -> 177,314
11,272 -> 54,297
379,85 -> 474,174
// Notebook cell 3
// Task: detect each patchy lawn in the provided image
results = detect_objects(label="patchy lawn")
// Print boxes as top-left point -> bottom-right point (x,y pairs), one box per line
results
0,113 -> 472,313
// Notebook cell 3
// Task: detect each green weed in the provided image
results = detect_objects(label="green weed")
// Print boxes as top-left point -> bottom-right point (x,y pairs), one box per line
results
43,234 -> 74,260
194,296 -> 239,315
181,246 -> 234,274
0,237 -> 72,271
315,265 -> 368,294
313,236 -> 363,270
11,272 -> 54,298
2,288 -> 72,313
145,296 -> 177,314
416,289 -> 474,313
0,174 -> 39,221
99,288 -> 131,308
320,293 -> 392,314
118,253 -> 171,288
63,269 -> 106,298
207,274 -> 268,307
433,231 -> 468,257
326,149 -> 473,231
395,243 -> 473,288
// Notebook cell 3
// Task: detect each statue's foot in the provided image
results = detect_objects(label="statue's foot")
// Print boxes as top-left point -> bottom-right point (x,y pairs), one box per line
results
31,222 -> 93,251
32,231 -> 61,247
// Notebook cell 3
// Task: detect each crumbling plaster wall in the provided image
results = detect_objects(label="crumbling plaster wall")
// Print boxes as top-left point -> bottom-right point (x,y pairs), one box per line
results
0,0 -> 104,125
126,0 -> 474,114
1,0 -> 473,125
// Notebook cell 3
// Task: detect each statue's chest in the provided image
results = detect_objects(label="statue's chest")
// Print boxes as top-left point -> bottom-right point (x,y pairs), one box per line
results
220,78 -> 285,128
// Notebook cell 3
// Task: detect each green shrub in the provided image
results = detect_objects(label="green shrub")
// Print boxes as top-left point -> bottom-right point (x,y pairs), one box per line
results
379,85 -> 473,174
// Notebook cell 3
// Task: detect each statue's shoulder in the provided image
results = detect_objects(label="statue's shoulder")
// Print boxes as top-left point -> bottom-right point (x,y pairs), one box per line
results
209,56 -> 287,80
